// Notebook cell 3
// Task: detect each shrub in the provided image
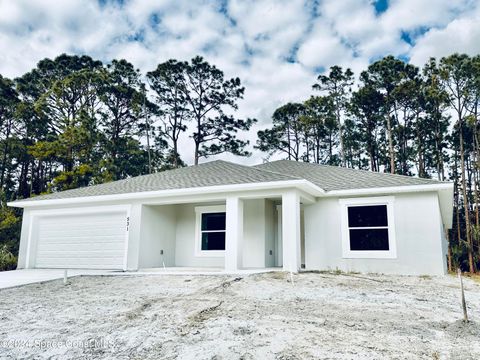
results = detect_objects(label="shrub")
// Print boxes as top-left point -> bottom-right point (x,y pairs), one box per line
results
0,245 -> 17,271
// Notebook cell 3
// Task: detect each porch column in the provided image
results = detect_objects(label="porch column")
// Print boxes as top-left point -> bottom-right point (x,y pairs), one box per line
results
282,190 -> 301,272
225,196 -> 244,272
126,204 -> 142,271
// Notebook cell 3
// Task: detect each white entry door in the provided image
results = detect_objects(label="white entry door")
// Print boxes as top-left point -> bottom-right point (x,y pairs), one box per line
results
34,210 -> 128,270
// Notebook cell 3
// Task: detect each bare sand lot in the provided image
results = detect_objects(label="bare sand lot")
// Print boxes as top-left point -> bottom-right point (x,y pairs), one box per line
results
0,271 -> 479,359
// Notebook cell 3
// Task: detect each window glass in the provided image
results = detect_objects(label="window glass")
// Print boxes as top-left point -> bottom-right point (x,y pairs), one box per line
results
201,232 -> 226,251
347,204 -> 390,251
348,205 -> 388,228
349,229 -> 389,251
200,212 -> 226,251
201,213 -> 226,231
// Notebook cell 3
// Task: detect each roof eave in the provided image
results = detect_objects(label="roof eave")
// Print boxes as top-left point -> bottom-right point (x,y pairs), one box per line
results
7,179 -> 325,208
322,182 -> 454,197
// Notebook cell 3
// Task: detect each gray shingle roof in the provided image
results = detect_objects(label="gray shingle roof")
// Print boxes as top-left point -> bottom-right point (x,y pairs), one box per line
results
15,159 -> 447,204
24,160 -> 300,202
254,160 -> 444,192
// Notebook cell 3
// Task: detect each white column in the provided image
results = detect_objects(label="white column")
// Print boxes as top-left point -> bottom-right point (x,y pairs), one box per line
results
126,204 -> 142,271
225,196 -> 244,272
282,190 -> 301,272
18,209 -> 32,269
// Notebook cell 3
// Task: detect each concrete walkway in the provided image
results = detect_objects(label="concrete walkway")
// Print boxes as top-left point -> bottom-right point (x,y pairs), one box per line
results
0,269 -> 117,289
0,267 -> 280,289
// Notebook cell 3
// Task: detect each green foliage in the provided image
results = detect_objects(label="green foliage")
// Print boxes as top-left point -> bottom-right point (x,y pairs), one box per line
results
0,193 -> 21,255
147,59 -> 189,168
0,54 -> 256,268
157,56 -> 257,164
256,102 -> 307,161
0,244 -> 17,271
147,56 -> 257,166
50,164 -> 94,191
257,54 -> 480,273
2,50 -> 480,274
313,65 -> 354,165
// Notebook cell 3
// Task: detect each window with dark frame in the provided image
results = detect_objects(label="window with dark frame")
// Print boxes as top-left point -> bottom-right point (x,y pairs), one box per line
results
347,205 -> 389,251
200,212 -> 226,251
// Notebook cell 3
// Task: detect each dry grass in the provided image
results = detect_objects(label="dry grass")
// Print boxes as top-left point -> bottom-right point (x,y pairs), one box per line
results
448,270 -> 480,284
466,273 -> 480,284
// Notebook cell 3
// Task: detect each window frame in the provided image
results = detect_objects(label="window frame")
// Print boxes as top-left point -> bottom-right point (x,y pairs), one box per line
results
194,205 -> 226,257
339,196 -> 396,259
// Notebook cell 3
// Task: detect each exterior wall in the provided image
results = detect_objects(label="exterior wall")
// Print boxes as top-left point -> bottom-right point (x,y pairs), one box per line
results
138,205 -> 176,268
440,211 -> 448,271
15,190 -> 449,274
242,199 -> 265,268
175,203 -> 225,267
173,200 -> 275,268
304,192 -> 447,275
242,199 -> 264,267
18,199 -> 279,270
274,205 -> 282,267
242,199 -> 276,268
300,209 -> 305,266
16,209 -> 31,269
264,200 -> 276,267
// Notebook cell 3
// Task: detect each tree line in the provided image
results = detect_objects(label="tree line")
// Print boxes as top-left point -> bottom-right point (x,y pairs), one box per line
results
1,52 -> 478,274
0,54 -> 255,257
257,54 -> 480,273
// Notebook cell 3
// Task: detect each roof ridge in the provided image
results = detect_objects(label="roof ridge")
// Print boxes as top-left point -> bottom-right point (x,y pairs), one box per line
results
256,159 -> 446,184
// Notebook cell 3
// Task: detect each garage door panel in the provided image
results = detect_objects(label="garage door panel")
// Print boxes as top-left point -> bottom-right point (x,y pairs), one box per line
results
39,220 -> 124,229
39,230 -> 126,238
35,260 -> 124,269
38,242 -> 124,252
40,219 -> 126,227
37,251 -> 125,257
36,252 -> 125,260
40,217 -> 124,224
36,235 -> 126,242
35,210 -> 127,270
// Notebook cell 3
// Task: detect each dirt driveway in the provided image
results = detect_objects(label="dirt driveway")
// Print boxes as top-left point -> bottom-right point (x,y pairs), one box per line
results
0,271 -> 479,359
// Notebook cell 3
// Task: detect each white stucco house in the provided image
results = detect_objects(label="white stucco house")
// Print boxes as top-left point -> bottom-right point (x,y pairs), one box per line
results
8,160 -> 454,275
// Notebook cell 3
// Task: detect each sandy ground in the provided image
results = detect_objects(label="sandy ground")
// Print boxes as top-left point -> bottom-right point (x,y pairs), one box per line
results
0,272 -> 479,360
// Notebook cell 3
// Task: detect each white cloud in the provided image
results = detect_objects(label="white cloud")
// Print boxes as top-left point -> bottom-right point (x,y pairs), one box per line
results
0,0 -> 479,165
297,20 -> 353,69
409,4 -> 480,65
381,0 -> 472,31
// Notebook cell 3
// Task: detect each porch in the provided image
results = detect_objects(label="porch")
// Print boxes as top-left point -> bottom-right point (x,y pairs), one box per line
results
129,189 -> 309,273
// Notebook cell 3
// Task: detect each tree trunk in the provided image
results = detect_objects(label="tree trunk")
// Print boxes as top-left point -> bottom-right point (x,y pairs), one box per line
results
286,123 -> 291,160
417,126 -> 425,178
194,141 -> 199,165
386,113 -> 395,174
459,125 -> 474,272
453,148 -> 462,267
336,105 -> 345,166
173,139 -> 179,168
194,116 -> 201,165
476,130 -> 480,258
0,123 -> 11,189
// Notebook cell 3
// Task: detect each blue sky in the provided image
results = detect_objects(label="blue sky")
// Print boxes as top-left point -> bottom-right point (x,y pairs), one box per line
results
0,0 -> 479,164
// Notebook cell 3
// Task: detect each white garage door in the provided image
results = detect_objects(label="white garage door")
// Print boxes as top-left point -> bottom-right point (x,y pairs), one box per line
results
35,211 -> 127,270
